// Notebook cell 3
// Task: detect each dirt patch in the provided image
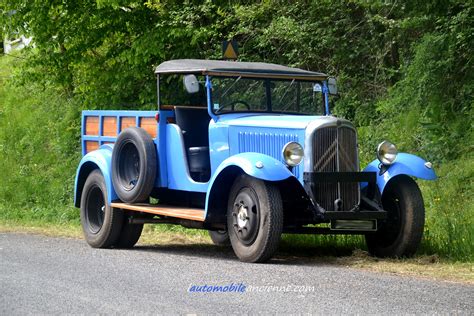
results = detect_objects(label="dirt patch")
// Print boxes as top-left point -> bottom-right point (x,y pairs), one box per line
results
334,249 -> 474,284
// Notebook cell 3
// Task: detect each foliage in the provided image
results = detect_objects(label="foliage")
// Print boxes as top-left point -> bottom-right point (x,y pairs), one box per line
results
419,155 -> 474,261
0,0 -> 472,260
369,3 -> 474,163
0,54 -> 80,224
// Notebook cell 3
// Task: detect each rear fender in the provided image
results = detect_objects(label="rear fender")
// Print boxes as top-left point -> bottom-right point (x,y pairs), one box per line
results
363,152 -> 436,193
74,144 -> 117,207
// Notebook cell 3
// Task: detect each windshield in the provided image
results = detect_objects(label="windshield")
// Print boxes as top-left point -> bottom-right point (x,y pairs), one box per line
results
211,77 -> 325,115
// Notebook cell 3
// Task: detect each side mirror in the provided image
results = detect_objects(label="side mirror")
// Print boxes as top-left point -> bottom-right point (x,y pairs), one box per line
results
183,74 -> 200,94
328,77 -> 337,95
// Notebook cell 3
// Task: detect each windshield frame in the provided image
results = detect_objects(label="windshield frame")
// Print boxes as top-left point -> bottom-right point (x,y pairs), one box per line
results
207,75 -> 329,117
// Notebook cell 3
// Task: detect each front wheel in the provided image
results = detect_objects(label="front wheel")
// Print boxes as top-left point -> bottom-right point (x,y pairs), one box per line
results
365,175 -> 425,258
227,175 -> 283,263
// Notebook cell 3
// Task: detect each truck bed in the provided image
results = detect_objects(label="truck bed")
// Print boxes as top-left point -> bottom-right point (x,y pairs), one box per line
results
81,110 -> 158,156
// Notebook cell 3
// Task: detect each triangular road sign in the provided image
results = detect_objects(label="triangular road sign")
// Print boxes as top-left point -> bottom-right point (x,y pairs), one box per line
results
222,40 -> 238,60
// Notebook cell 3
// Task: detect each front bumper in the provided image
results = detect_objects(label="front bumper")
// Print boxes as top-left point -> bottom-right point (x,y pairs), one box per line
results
303,171 -> 387,221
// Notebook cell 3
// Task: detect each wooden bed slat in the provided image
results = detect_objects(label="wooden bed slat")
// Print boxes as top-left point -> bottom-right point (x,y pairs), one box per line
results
139,117 -> 157,138
102,116 -> 117,136
120,117 -> 136,131
85,116 -> 99,135
85,141 -> 99,153
111,203 -> 205,222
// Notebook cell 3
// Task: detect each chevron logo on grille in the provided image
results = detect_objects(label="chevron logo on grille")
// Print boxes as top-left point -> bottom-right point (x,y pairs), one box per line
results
314,140 -> 337,171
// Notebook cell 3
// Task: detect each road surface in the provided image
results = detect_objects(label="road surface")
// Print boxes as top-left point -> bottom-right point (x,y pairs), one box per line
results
1,233 -> 472,314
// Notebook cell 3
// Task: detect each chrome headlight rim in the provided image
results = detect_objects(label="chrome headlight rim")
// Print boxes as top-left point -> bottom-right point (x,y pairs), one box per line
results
282,141 -> 304,167
377,140 -> 398,166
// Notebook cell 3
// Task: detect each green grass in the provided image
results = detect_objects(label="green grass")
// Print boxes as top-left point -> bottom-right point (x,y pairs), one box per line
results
418,156 -> 474,261
0,54 -> 472,262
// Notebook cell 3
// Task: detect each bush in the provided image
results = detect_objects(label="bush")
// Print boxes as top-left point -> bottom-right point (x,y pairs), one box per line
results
0,54 -> 80,225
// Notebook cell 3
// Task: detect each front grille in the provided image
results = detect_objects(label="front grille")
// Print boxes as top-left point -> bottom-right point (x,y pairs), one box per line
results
312,126 -> 359,211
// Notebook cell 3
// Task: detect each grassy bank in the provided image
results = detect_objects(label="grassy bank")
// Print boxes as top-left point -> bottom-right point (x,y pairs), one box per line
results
0,53 -> 473,262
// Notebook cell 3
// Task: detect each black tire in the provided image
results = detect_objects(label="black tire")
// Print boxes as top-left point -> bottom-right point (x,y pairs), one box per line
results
112,127 -> 156,203
365,175 -> 425,258
80,170 -> 124,248
227,175 -> 283,263
115,213 -> 143,248
209,230 -> 230,246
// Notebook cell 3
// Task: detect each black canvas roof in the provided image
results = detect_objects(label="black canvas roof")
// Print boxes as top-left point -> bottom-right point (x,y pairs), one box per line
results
155,59 -> 327,80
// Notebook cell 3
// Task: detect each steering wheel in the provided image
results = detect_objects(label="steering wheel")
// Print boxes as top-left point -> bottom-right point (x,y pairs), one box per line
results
228,100 -> 251,111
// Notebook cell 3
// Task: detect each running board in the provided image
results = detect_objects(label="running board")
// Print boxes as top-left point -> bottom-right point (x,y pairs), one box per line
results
111,203 -> 205,222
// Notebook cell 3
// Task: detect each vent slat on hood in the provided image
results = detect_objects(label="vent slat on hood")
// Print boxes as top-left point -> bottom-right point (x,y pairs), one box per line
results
238,131 -> 300,177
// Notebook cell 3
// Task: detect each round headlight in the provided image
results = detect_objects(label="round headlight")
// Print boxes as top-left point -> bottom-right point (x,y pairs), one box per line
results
377,141 -> 398,165
282,142 -> 304,167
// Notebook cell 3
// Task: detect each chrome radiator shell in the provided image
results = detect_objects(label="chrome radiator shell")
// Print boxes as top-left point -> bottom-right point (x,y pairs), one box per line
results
304,117 -> 360,212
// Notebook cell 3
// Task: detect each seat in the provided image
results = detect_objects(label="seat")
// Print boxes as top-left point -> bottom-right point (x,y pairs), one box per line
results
174,106 -> 211,181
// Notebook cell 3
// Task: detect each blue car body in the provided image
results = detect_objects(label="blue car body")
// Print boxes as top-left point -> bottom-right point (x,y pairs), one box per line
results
74,65 -> 437,225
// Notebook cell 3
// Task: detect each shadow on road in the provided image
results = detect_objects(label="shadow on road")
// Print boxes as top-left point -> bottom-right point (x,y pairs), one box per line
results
131,241 -> 360,266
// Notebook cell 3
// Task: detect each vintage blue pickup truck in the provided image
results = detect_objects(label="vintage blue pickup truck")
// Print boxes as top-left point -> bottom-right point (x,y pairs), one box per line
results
74,59 -> 436,262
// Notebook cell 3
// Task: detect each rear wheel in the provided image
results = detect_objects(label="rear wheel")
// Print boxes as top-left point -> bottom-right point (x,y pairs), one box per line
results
115,212 -> 144,248
227,175 -> 283,263
80,170 -> 123,248
209,230 -> 230,246
365,176 -> 425,258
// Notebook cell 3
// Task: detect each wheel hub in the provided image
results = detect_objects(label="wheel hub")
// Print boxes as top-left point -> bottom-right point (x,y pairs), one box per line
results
119,142 -> 141,191
237,205 -> 248,228
231,188 -> 260,246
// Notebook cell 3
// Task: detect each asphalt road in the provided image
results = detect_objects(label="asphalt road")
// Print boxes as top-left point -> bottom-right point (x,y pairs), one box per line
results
1,233 -> 472,314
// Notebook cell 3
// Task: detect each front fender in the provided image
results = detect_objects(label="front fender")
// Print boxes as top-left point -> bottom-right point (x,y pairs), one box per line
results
204,153 -> 294,216
363,152 -> 437,193
212,152 -> 293,184
74,144 -> 117,207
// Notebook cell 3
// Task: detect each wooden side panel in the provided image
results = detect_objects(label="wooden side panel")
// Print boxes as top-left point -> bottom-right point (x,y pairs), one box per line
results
85,141 -> 99,153
111,203 -> 205,221
139,117 -> 157,138
85,116 -> 99,135
102,116 -> 117,136
120,117 -> 136,132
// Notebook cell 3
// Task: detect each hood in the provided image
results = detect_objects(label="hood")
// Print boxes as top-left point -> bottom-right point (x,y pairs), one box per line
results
219,113 -> 350,130
219,113 -> 320,130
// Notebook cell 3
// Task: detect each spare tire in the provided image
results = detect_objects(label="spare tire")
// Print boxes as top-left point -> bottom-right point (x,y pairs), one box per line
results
112,127 -> 156,203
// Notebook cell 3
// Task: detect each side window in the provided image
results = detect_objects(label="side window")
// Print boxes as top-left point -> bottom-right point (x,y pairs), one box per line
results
160,74 -> 206,108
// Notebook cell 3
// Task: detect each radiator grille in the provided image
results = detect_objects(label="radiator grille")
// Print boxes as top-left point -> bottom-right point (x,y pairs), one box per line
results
312,126 -> 359,212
